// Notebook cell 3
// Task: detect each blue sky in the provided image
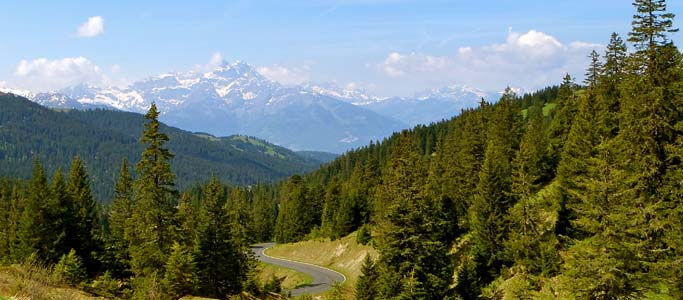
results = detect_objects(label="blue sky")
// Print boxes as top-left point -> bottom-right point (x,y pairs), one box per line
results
1,0 -> 681,96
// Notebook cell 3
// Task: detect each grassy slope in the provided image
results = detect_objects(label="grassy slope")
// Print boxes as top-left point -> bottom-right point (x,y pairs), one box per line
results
0,263 -> 109,300
266,232 -> 378,299
258,262 -> 313,291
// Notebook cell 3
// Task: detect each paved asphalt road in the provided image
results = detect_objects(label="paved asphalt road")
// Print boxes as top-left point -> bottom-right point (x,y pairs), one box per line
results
252,243 -> 346,296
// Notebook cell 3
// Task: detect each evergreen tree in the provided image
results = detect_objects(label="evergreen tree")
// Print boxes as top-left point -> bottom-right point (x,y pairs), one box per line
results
356,255 -> 378,300
194,176 -> 244,297
129,103 -> 178,276
275,175 -> 313,243
16,160 -> 53,261
375,132 -> 452,300
48,169 -> 70,263
108,159 -> 134,276
547,74 -> 579,169
66,156 -> 99,272
629,0 -> 678,53
466,89 -> 521,294
585,50 -> 603,88
176,192 -> 197,247
163,242 -> 196,299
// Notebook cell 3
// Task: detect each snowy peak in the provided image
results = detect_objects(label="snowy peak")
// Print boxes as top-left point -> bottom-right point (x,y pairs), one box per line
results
0,87 -> 35,100
301,82 -> 384,105
414,84 -> 489,101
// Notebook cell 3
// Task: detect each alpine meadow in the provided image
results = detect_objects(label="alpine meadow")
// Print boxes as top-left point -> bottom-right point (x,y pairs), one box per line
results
1,1 -> 683,299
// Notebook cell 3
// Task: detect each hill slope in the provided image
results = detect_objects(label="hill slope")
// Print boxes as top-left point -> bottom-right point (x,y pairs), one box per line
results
0,92 -> 321,200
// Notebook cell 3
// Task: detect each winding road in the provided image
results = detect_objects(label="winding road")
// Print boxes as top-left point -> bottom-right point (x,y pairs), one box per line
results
251,243 -> 346,296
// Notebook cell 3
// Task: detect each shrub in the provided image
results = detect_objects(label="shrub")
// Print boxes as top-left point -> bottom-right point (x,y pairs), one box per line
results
53,249 -> 86,285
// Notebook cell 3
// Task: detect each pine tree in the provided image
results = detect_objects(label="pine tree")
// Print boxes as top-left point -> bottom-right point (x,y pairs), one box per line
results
66,156 -> 99,272
466,89 -> 521,294
48,169 -> 70,263
176,192 -> 197,247
163,241 -> 196,299
375,132 -> 452,300
585,50 -> 603,88
16,159 -> 53,261
226,187 -> 254,251
194,176 -> 244,297
275,175 -> 312,243
629,0 -> 678,53
108,159 -> 134,276
547,74 -> 579,169
129,103 -> 178,276
356,255 -> 378,300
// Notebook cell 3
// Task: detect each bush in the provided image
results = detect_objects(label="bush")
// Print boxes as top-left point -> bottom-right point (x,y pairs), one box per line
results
90,271 -> 122,297
356,224 -> 372,245
53,249 -> 86,285
263,274 -> 284,294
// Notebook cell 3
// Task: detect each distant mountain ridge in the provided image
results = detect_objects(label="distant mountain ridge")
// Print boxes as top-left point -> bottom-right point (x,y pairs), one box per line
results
0,92 -> 322,200
2,61 -> 506,153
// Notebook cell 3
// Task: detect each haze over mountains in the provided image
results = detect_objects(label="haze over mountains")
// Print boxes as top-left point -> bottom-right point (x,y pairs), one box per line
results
2,61 -> 499,153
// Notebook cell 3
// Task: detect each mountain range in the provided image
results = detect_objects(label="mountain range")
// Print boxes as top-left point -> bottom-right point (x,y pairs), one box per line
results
0,92 -> 325,200
1,61 -> 500,153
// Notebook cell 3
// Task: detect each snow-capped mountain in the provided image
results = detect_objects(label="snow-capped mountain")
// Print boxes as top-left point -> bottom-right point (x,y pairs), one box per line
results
7,60 -> 508,153
26,61 -> 405,153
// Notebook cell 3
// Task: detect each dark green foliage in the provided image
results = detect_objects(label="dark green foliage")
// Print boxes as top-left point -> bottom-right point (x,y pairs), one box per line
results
0,94 -> 321,200
16,160 -> 54,261
356,255 -> 378,300
66,156 -> 99,273
194,176 -> 245,297
275,175 -> 316,243
105,159 -> 134,277
128,103 -> 178,276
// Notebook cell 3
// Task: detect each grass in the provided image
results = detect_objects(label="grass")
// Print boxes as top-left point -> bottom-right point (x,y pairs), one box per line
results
258,262 -> 313,290
265,231 -> 378,299
0,259 -> 105,300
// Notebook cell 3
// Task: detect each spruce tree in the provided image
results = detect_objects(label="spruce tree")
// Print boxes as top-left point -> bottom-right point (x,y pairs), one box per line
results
274,175 -> 312,243
66,156 -> 99,272
356,255 -> 378,300
163,241 -> 196,299
466,89 -> 521,294
49,169 -> 71,263
194,176 -> 244,297
375,132 -> 452,300
129,103 -> 178,276
16,159 -> 53,261
108,159 -> 134,276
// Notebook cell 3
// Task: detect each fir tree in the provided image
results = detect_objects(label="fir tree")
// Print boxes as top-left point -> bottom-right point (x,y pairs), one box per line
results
129,103 -> 178,276
108,159 -> 134,276
163,242 -> 196,299
356,255 -> 378,300
466,89 -> 521,295
66,156 -> 99,272
194,176 -> 244,297
16,160 -> 53,261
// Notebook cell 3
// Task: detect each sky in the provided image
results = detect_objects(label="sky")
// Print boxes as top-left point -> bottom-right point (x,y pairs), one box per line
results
1,0 -> 682,96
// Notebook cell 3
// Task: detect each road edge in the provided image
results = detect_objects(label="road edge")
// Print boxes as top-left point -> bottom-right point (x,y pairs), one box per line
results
260,244 -> 348,286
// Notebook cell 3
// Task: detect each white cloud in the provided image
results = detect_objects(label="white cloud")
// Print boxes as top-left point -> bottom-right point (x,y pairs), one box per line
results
13,57 -> 108,91
77,16 -> 105,38
257,63 -> 312,85
377,28 -> 604,92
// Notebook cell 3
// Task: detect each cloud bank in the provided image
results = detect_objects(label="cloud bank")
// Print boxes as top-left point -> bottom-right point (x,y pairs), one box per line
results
378,28 -> 603,92
13,57 -> 109,91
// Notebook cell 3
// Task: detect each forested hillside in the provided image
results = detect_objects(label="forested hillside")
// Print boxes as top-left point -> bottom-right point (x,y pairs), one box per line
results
270,1 -> 683,298
0,93 -> 321,200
